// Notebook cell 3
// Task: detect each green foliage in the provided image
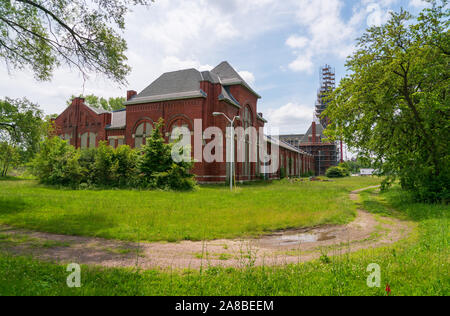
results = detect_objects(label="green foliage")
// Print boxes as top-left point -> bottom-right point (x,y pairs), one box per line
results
345,157 -> 373,174
31,120 -> 195,190
0,0 -> 153,83
326,165 -> 350,178
139,119 -> 195,191
0,177 -> 380,242
0,183 -> 447,296
67,94 -> 125,111
0,97 -> 45,160
0,142 -> 20,177
30,136 -> 82,186
324,1 -> 450,202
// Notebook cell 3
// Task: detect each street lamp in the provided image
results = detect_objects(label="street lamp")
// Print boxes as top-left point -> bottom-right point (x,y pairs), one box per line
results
213,112 -> 240,190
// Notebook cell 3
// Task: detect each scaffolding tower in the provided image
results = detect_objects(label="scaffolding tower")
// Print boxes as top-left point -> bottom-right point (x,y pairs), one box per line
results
315,65 -> 335,128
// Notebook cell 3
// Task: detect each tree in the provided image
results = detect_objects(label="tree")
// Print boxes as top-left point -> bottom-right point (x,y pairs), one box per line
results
139,119 -> 195,190
66,94 -> 125,111
324,1 -> 449,202
0,142 -> 20,177
0,0 -> 153,84
0,97 -> 45,160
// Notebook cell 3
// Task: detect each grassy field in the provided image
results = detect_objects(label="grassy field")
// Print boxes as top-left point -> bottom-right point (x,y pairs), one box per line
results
0,185 -> 447,296
0,177 -> 381,242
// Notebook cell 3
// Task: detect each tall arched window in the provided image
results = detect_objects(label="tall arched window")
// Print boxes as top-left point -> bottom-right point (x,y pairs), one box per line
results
134,122 -> 152,148
243,106 -> 253,177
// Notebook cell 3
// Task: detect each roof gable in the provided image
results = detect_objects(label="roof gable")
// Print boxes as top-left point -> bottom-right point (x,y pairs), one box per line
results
211,61 -> 261,99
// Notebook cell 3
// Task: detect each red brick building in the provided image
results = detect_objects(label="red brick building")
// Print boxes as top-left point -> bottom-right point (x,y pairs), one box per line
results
55,61 -> 314,183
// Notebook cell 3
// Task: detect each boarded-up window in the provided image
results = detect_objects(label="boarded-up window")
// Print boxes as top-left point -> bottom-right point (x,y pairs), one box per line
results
81,133 -> 88,148
134,122 -> 152,148
89,133 -> 96,148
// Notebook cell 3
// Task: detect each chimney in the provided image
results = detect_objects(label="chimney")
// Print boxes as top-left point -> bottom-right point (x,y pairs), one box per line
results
72,97 -> 85,106
312,121 -> 317,143
127,90 -> 137,101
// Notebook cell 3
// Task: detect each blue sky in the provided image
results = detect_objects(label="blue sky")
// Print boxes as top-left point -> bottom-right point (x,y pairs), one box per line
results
0,0 -> 430,134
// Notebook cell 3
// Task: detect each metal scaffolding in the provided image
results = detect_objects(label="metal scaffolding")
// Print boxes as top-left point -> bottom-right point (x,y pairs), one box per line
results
315,65 -> 335,128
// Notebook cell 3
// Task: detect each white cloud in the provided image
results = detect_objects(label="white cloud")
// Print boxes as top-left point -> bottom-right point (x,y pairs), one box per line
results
366,3 -> 392,26
285,0 -> 401,73
265,102 -> 313,133
238,71 -> 255,85
286,35 -> 309,49
286,0 -> 359,72
161,56 -> 213,73
409,0 -> 430,8
288,54 -> 314,73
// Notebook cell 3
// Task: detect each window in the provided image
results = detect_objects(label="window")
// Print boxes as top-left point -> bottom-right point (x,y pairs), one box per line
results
134,122 -> 152,148
243,106 -> 253,177
80,132 -> 97,148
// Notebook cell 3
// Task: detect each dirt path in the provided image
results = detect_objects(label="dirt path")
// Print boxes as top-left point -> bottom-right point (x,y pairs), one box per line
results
0,186 -> 414,270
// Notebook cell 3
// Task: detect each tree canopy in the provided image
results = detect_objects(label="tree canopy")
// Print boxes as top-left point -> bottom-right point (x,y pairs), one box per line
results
0,97 -> 46,176
0,97 -> 45,154
0,0 -> 153,84
67,94 -> 125,111
324,0 -> 449,202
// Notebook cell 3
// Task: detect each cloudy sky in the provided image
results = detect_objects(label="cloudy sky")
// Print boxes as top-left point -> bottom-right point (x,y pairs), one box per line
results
0,0 -> 430,134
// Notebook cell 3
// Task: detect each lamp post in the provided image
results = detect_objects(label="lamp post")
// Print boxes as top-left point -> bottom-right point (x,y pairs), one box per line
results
213,112 -> 240,191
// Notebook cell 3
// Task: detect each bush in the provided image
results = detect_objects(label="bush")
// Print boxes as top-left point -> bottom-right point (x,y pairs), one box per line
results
31,137 -> 82,186
139,119 -> 195,191
326,166 -> 350,178
31,119 -> 195,191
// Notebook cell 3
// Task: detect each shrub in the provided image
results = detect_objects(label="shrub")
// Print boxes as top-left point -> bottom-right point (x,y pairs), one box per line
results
326,166 -> 350,178
31,120 -> 196,191
31,137 -> 82,186
139,119 -> 195,191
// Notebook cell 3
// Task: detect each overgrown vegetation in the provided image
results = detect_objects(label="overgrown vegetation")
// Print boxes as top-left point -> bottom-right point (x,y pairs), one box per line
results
325,1 -> 449,202
0,177 -> 381,242
30,119 -> 195,191
326,163 -> 351,178
0,183 -> 447,296
0,97 -> 46,177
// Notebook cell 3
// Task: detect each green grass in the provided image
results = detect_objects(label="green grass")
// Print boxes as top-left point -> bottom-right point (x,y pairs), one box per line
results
0,177 -> 381,242
0,181 -> 447,296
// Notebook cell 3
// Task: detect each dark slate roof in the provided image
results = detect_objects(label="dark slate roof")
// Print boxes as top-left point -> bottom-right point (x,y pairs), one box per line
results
219,86 -> 240,108
124,68 -> 207,105
211,61 -> 261,99
123,61 -> 258,107
200,71 -> 221,84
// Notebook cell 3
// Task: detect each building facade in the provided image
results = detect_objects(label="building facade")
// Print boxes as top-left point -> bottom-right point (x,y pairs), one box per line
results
55,61 -> 314,183
279,121 -> 339,176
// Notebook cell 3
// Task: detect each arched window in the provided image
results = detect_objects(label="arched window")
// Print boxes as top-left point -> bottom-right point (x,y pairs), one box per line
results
134,122 -> 152,148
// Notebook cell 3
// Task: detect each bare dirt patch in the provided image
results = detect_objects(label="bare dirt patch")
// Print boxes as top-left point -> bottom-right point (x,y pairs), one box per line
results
0,186 -> 414,270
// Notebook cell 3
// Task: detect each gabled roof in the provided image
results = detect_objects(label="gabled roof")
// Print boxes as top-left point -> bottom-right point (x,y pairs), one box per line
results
301,122 -> 325,143
123,61 -> 260,106
124,69 -> 207,105
211,61 -> 261,99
